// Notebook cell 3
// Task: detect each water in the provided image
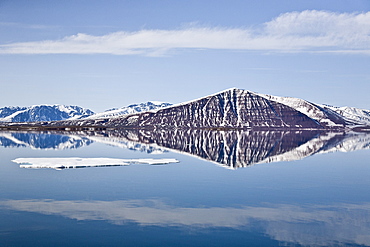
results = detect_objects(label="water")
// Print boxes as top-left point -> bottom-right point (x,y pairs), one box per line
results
0,130 -> 370,246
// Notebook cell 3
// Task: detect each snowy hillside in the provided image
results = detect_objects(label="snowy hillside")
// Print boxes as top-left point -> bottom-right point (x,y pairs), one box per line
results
320,105 -> 370,126
258,94 -> 349,127
258,94 -> 370,127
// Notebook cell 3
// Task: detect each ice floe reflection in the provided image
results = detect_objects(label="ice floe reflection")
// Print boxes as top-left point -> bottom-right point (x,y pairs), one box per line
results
1,199 -> 370,246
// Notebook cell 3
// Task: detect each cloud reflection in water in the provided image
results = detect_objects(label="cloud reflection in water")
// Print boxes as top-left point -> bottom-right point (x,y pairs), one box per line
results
1,199 -> 369,246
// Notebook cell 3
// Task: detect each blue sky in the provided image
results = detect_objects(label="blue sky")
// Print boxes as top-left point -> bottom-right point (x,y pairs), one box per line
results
1,0 -> 369,112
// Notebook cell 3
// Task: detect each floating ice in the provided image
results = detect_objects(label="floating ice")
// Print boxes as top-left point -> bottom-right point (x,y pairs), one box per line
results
12,157 -> 179,170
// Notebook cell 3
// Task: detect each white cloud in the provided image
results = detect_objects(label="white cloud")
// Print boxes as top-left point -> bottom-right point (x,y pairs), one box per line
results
1,10 -> 370,56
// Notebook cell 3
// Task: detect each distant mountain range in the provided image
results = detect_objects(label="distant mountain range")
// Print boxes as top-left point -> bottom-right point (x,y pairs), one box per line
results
0,105 -> 94,122
0,102 -> 172,123
1,88 -> 369,130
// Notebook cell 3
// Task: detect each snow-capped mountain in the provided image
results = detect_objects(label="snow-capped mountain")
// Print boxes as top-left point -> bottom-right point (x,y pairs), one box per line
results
85,101 -> 172,119
0,105 -> 94,123
1,88 -> 370,130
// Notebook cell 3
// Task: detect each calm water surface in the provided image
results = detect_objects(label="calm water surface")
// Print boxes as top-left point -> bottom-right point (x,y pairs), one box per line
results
0,130 -> 370,247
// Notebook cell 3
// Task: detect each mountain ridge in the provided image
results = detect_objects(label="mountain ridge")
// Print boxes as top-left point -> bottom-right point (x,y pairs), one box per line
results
85,101 -> 172,120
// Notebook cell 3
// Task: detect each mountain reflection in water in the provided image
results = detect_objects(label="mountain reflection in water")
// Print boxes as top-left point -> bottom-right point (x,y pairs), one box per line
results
0,131 -> 92,150
1,129 -> 370,169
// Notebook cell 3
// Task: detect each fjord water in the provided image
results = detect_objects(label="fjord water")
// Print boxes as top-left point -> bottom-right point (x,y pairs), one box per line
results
1,130 -> 370,246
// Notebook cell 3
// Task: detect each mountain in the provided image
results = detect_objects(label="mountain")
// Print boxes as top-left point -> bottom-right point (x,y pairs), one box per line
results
1,88 -> 369,130
85,101 -> 172,119
43,88 -> 367,130
0,105 -> 94,122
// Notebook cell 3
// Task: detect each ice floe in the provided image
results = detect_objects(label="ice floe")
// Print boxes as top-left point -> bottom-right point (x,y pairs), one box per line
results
12,157 -> 179,170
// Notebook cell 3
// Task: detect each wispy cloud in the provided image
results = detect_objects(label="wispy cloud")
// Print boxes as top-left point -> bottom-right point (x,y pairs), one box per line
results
1,10 -> 370,56
0,21 -> 58,29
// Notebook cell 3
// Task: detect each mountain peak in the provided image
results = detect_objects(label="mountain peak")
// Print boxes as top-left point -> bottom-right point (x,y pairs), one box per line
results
210,87 -> 251,96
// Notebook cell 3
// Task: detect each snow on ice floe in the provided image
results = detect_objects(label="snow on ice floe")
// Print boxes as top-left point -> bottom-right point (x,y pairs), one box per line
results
12,157 -> 179,170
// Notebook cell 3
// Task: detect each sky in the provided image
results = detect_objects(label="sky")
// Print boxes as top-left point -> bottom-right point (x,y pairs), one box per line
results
0,0 -> 370,113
